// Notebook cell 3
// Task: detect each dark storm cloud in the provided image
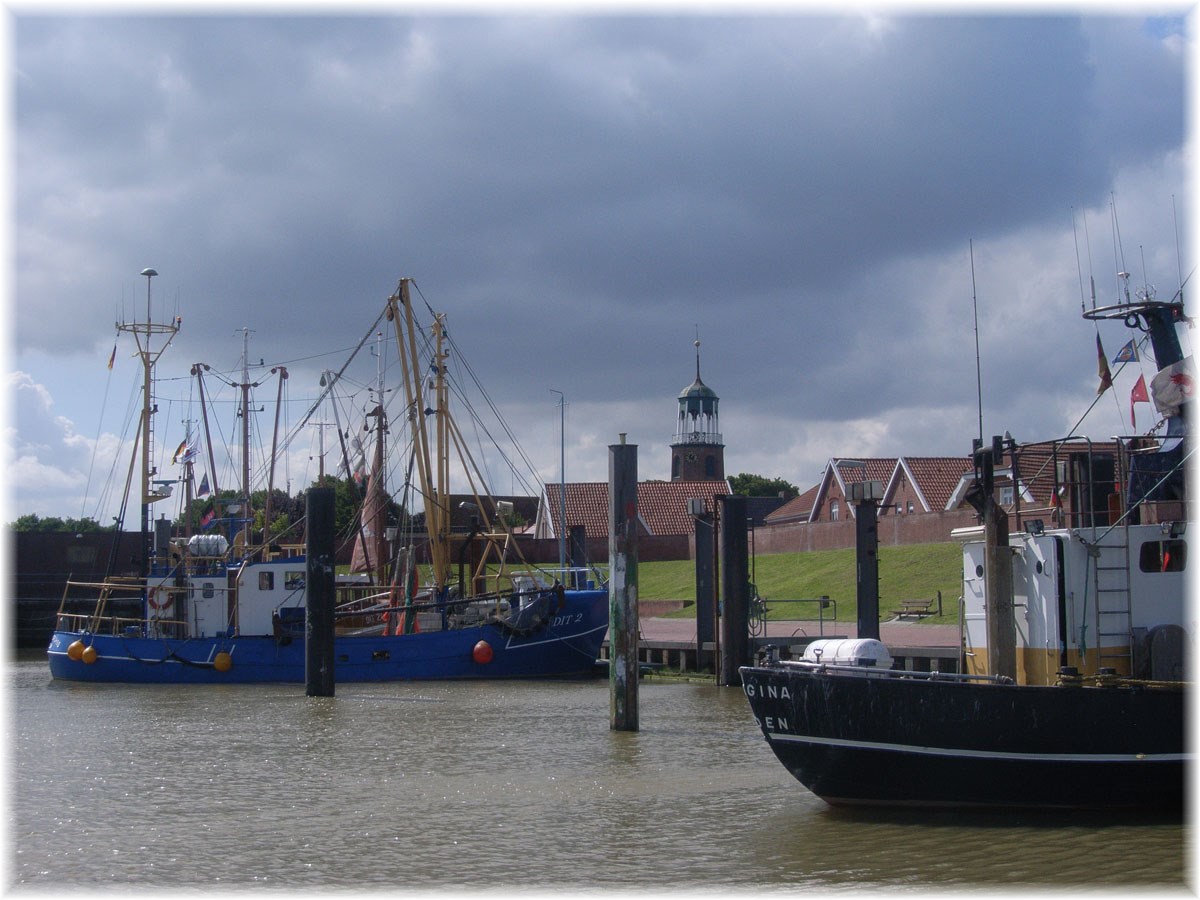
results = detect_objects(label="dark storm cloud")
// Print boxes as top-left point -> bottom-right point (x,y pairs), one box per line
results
11,12 -> 1187,515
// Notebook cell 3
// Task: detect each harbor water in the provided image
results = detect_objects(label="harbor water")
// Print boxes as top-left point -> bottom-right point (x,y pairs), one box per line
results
9,650 -> 1189,892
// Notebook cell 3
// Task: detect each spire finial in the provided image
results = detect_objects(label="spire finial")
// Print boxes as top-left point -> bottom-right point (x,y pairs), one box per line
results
694,325 -> 701,381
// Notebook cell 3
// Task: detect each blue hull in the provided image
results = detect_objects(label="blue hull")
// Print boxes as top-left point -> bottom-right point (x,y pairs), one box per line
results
47,590 -> 609,684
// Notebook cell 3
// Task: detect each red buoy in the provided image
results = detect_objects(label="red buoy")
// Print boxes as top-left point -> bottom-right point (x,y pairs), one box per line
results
472,640 -> 494,664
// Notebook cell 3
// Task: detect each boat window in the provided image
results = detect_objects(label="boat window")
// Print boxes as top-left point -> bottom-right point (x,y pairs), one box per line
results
285,571 -> 305,590
1139,539 -> 1187,573
259,571 -> 274,591
202,582 -> 215,599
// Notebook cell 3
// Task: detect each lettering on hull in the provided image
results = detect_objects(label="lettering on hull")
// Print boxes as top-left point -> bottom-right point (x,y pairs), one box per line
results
742,680 -> 792,700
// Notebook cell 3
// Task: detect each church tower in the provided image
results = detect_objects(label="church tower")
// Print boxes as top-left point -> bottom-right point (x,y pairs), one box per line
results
670,339 -> 724,481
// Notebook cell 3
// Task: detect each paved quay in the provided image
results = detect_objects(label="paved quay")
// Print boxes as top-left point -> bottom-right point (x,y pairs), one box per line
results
637,616 -> 961,649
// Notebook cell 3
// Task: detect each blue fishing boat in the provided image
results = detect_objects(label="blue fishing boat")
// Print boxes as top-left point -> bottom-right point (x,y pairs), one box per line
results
48,275 -> 609,684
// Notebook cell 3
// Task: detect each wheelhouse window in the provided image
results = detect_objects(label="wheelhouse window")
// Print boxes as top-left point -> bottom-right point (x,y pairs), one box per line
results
259,571 -> 275,591
1139,539 -> 1187,573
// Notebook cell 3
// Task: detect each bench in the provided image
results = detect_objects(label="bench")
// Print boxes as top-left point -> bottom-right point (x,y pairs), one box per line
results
891,592 -> 942,619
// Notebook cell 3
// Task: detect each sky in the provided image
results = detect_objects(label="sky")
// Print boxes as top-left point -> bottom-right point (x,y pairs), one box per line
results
5,5 -> 1193,528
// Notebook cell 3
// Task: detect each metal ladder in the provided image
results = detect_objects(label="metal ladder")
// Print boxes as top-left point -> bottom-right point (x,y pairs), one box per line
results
1089,523 -> 1134,674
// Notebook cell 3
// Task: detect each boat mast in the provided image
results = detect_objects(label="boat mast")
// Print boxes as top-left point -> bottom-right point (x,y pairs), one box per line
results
239,327 -> 253,550
433,312 -> 451,577
388,279 -> 450,588
263,365 -> 288,554
119,267 -> 179,581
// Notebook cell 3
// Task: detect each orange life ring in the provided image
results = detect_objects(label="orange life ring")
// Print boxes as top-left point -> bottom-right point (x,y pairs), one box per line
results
148,587 -> 173,612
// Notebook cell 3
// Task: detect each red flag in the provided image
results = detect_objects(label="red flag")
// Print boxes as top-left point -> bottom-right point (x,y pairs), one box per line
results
1096,334 -> 1112,395
1130,374 -> 1149,429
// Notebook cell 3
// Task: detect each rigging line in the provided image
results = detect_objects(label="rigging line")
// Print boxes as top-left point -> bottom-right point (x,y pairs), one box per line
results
411,291 -> 537,495
256,310 -> 391,475
440,328 -> 544,493
82,334 -> 121,521
407,280 -> 547,495
443,364 -> 542,498
93,367 -> 147,526
294,305 -> 390,435
1064,352 -> 1150,440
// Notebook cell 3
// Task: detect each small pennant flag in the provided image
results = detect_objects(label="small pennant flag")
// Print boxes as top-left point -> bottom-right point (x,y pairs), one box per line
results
197,472 -> 210,496
1113,339 -> 1139,364
1130,374 -> 1149,429
199,502 -> 215,528
107,345 -> 116,370
1096,334 -> 1113,395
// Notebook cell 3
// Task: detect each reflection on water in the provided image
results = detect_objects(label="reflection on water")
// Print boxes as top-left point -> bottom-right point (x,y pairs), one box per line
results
10,652 -> 1187,891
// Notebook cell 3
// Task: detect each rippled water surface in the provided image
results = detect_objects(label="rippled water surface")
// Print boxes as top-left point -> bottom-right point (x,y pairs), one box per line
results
9,651 -> 1189,892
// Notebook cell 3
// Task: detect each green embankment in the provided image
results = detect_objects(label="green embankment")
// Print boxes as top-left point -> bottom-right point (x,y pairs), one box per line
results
636,543 -> 964,624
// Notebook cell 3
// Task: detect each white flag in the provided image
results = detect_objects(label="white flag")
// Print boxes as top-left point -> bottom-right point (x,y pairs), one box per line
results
1150,357 -> 1195,418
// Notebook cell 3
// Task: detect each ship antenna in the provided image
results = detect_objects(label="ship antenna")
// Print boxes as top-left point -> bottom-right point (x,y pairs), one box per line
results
1173,194 -> 1184,303
970,240 -> 983,449
1072,208 -> 1087,314
1111,193 -> 1128,301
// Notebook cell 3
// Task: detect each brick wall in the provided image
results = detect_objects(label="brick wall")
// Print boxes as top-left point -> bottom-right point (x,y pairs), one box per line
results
750,508 -> 979,555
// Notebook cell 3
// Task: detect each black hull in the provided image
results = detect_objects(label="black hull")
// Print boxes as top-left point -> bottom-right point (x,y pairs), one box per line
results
740,664 -> 1186,811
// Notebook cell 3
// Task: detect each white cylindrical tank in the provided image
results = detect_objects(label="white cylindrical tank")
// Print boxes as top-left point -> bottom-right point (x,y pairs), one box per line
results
188,534 -> 230,557
802,638 -> 894,669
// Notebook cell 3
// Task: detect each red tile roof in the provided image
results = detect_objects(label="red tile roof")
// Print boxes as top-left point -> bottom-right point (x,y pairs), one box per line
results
893,457 -> 974,511
544,480 -> 731,538
764,484 -> 820,525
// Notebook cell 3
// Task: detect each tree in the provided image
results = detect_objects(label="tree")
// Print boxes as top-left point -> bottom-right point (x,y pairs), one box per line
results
726,473 -> 799,500
10,514 -> 110,533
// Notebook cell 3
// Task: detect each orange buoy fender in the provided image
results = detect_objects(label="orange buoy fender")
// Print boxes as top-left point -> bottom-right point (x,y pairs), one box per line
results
213,651 -> 233,673
81,645 -> 98,664
472,640 -> 494,665
67,640 -> 85,661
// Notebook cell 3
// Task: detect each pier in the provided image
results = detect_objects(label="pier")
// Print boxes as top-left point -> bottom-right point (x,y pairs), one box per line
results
605,615 -> 962,675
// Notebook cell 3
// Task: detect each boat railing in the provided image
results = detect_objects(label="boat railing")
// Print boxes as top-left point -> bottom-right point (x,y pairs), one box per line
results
772,658 -> 1015,685
509,566 -> 607,591
54,610 -> 189,637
